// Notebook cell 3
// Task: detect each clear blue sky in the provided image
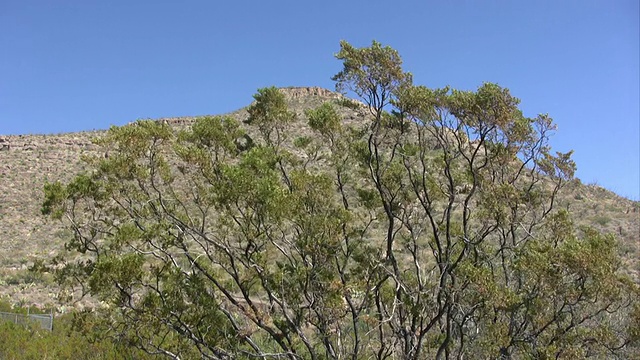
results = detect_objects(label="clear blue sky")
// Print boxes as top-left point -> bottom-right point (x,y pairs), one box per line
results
1,1 -> 638,199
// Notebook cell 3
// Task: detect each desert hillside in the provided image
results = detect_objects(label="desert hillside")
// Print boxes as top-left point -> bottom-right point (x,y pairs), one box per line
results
0,87 -> 638,309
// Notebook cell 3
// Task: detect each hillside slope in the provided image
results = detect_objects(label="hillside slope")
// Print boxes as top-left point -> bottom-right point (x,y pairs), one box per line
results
0,87 -> 637,308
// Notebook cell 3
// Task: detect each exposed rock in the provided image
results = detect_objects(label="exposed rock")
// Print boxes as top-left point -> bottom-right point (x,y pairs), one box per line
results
234,134 -> 255,152
279,86 -> 343,100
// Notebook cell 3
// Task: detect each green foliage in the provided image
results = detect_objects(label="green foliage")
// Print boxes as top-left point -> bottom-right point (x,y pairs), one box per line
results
333,40 -> 412,111
247,86 -> 296,145
305,102 -> 342,140
42,41 -> 639,359
592,215 -> 612,226
181,115 -> 245,154
334,97 -> 361,110
41,181 -> 67,219
0,300 -> 150,360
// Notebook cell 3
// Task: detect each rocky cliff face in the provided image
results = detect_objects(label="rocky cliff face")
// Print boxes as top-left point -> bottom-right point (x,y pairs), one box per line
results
279,86 -> 343,100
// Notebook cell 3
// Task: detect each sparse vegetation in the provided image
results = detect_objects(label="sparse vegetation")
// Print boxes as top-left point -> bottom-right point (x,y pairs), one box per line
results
0,300 -> 152,360
593,215 -> 612,226
334,96 -> 361,110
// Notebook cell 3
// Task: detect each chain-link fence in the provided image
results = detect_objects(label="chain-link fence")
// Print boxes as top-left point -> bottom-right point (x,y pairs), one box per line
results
0,311 -> 53,331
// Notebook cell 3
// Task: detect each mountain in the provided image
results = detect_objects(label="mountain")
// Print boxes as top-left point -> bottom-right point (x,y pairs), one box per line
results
0,87 -> 637,309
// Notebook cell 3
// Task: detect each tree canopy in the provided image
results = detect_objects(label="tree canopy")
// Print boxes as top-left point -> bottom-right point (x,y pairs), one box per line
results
42,41 -> 639,359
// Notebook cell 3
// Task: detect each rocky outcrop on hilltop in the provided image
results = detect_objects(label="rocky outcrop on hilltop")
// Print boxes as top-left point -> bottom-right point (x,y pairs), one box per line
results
279,86 -> 344,100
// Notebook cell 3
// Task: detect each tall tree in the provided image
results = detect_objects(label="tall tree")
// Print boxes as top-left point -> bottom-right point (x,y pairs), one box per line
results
43,41 -> 639,359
